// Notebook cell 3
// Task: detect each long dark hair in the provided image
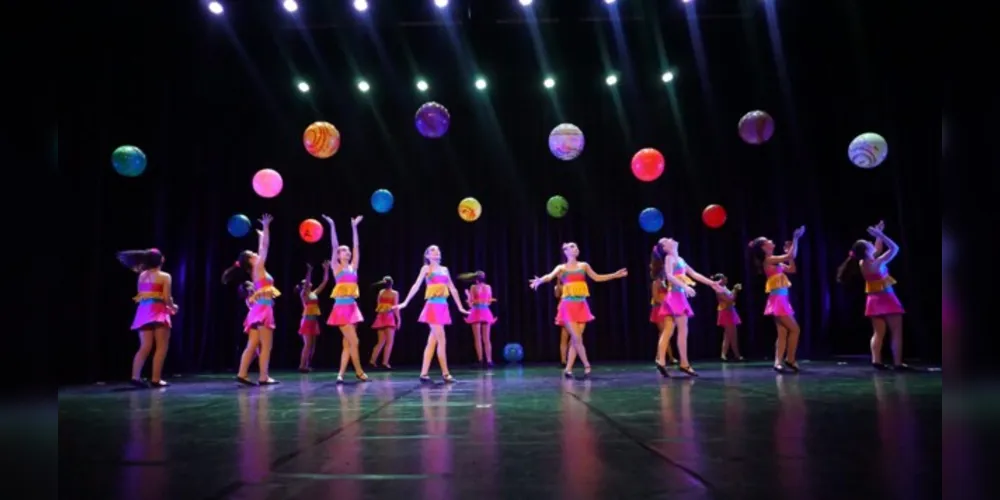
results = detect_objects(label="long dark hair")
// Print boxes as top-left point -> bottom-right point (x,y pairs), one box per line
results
836,240 -> 870,284
710,273 -> 727,283
371,276 -> 394,288
649,245 -> 665,280
116,248 -> 164,271
747,237 -> 767,275
457,271 -> 485,283
221,250 -> 254,285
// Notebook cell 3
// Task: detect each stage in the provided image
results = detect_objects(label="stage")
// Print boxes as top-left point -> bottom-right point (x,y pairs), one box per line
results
59,361 -> 941,499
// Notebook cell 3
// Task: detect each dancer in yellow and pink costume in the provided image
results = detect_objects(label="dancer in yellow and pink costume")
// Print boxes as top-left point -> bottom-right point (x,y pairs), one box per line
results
321,215 -> 369,384
748,225 -> 806,373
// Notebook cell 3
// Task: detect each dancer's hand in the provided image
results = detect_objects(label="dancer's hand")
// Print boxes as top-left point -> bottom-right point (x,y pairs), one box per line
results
306,263 -> 313,272
351,215 -> 363,227
458,306 -> 470,315
614,268 -> 628,279
321,260 -> 330,271
392,302 -> 407,311
321,214 -> 334,225
168,304 -> 179,314
529,276 -> 543,290
875,220 -> 885,231
709,281 -> 725,293
733,283 -> 742,291
792,225 -> 806,239
259,213 -> 273,228
783,241 -> 793,253
683,286 -> 696,298
866,226 -> 884,238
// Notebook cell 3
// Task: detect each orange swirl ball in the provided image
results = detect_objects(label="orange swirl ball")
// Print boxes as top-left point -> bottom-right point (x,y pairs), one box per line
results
458,197 -> 482,222
303,121 -> 341,159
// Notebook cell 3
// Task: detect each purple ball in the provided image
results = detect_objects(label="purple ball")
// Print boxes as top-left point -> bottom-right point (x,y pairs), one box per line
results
738,110 -> 775,145
415,102 -> 450,139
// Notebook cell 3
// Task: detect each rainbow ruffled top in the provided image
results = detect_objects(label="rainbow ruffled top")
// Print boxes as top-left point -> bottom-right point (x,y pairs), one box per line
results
133,282 -> 165,303
469,284 -> 495,308
667,259 -> 695,292
560,268 -> 590,299
424,271 -> 449,300
650,279 -> 667,306
248,273 -> 281,303
330,267 -> 360,299
717,290 -> 737,311
303,292 -> 320,316
375,290 -> 396,312
764,265 -> 791,294
863,264 -> 897,293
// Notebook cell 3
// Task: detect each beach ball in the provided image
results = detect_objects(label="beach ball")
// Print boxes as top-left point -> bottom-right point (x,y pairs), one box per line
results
639,207 -> 664,233
546,195 -> 569,218
458,197 -> 482,222
738,110 -> 775,145
415,102 -> 451,138
303,121 -> 341,159
548,123 -> 585,161
227,214 -> 251,238
503,343 -> 524,363
848,132 -> 888,169
252,169 -> 283,198
371,189 -> 394,214
111,145 -> 147,177
299,219 -> 323,243
702,204 -> 727,229
631,148 -> 665,182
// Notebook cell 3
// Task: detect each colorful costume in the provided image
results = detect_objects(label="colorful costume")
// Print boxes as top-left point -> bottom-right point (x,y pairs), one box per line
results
659,258 -> 695,317
465,284 -> 497,325
419,269 -> 452,325
716,289 -> 742,326
327,266 -> 364,326
556,267 -> 595,325
763,264 -> 794,316
244,273 -> 280,332
862,263 -> 905,317
131,282 -> 172,330
298,292 -> 321,335
371,290 -> 398,329
649,279 -> 668,324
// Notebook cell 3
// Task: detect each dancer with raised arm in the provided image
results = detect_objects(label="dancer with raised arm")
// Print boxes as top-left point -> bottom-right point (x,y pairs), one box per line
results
117,248 -> 178,388
296,261 -> 330,373
321,215 -> 369,384
748,225 -> 806,373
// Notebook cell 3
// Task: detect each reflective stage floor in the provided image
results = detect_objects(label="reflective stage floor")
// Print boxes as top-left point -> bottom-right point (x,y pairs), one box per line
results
59,361 -> 941,500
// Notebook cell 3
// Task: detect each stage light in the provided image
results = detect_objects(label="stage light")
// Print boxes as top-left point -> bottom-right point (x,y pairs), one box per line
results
358,80 -> 370,93
416,79 -> 429,92
475,77 -> 487,90
605,74 -> 618,86
208,1 -> 224,14
282,0 -> 298,13
434,0 -> 448,8
604,0 -> 616,5
353,0 -> 369,12
519,0 -> 533,6
297,81 -> 310,93
661,71 -> 675,83
543,77 -> 555,89
682,0 -> 693,4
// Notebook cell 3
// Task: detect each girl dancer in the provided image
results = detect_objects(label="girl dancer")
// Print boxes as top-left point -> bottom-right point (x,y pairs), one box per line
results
748,225 -> 806,373
395,245 -> 469,383
321,215 -> 369,384
653,238 -> 723,377
649,245 -> 678,365
369,276 -> 401,369
460,271 -> 497,367
221,214 -> 280,386
836,221 -> 909,370
711,273 -> 744,362
529,242 -> 627,378
117,248 -> 178,388
296,261 -> 330,373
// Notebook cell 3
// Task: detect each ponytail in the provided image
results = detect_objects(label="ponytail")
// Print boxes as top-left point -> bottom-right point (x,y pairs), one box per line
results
371,276 -> 394,288
747,238 -> 766,275
221,250 -> 254,284
116,248 -> 164,271
649,245 -> 665,280
836,240 -> 869,284
457,271 -> 485,282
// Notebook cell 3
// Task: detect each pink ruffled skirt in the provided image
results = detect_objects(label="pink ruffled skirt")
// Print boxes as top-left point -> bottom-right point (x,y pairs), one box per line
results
419,299 -> 452,325
465,305 -> 497,325
327,299 -> 364,326
244,301 -> 276,332
371,312 -> 396,329
556,299 -> 594,325
717,308 -> 742,326
659,291 -> 694,317
649,304 -> 667,324
764,289 -> 794,317
131,301 -> 172,330
865,289 -> 905,317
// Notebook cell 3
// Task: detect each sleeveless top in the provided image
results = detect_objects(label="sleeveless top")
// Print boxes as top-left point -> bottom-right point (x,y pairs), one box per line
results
560,267 -> 589,301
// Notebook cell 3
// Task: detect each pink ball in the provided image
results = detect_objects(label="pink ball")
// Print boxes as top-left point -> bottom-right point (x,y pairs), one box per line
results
631,148 -> 665,182
252,169 -> 283,198
738,110 -> 775,145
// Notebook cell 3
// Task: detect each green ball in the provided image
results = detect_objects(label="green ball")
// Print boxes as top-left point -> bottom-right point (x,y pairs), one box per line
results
111,145 -> 147,177
546,195 -> 569,218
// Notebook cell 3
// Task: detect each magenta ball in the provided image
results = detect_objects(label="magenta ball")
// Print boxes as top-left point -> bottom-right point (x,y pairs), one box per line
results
415,102 -> 451,139
738,110 -> 775,145
252,168 -> 283,198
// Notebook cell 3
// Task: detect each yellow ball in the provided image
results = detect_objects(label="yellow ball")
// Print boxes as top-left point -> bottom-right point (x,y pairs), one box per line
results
458,197 -> 482,222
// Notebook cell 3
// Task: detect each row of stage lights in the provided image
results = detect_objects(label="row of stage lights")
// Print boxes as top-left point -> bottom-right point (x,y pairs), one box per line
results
294,71 -> 675,94
205,0 -> 719,16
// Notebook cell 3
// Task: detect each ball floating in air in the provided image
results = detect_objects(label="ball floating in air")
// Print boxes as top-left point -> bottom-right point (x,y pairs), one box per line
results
458,197 -> 482,222
848,132 -> 888,169
303,121 -> 341,159
227,214 -> 251,238
631,148 -> 665,182
415,102 -> 451,139
738,110 -> 775,145
702,204 -> 727,229
371,189 -> 394,214
548,123 -> 585,161
639,207 -> 664,233
299,219 -> 323,243
546,195 -> 569,218
252,169 -> 283,198
111,145 -> 147,177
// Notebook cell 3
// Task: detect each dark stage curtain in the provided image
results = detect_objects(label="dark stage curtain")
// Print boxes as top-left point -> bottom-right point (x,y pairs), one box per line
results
60,1 -> 937,384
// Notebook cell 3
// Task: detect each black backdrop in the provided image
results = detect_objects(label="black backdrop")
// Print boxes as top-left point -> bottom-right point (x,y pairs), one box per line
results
60,0 -> 937,384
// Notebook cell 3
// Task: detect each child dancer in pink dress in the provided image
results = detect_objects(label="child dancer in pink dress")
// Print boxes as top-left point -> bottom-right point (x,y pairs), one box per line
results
222,214 -> 280,386
530,242 -> 628,379
296,261 -> 330,373
836,221 -> 909,370
369,276 -> 401,369
321,215 -> 368,384
117,248 -> 178,388
748,225 -> 806,373
395,245 -> 470,383
460,271 -> 497,367
711,273 -> 744,362
653,238 -> 724,378
648,245 -> 678,365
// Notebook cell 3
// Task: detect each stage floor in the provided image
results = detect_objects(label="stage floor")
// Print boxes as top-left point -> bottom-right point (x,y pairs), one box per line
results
59,361 -> 941,500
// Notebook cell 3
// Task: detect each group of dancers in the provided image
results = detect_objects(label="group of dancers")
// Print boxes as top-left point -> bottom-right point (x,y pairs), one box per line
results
118,215 -> 909,387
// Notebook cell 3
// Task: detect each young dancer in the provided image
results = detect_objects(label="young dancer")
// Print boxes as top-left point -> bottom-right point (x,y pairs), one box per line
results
748,225 -> 806,373
296,261 -> 330,373
394,245 -> 470,383
221,214 -> 280,386
321,215 -> 369,384
369,276 -> 401,369
649,245 -> 678,365
529,242 -> 628,379
711,273 -> 744,362
836,221 -> 909,370
460,271 -> 497,367
653,237 -> 723,378
117,248 -> 178,388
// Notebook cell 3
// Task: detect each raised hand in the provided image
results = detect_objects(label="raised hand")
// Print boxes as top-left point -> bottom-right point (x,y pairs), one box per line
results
866,226 -> 883,237
259,213 -> 273,227
321,260 -> 330,270
321,214 -> 334,225
784,241 -> 794,253
351,215 -> 363,227
793,225 -> 806,239
875,220 -> 885,231
306,263 -> 313,272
